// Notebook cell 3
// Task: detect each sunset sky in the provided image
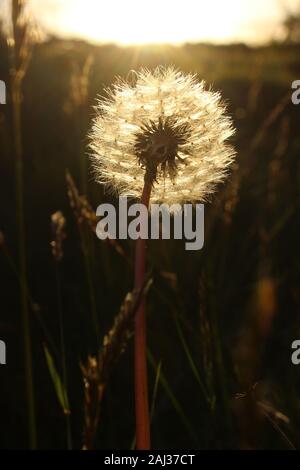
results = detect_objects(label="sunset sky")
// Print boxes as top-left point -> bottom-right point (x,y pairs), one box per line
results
1,0 -> 300,45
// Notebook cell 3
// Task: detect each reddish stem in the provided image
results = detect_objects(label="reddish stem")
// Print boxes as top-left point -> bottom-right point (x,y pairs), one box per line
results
134,179 -> 152,450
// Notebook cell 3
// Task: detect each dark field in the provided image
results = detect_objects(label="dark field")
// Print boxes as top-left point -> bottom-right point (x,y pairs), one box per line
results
1,32 -> 300,449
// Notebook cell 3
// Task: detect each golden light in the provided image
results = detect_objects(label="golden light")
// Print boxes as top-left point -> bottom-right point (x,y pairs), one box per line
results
68,0 -> 243,44
29,0 -> 300,45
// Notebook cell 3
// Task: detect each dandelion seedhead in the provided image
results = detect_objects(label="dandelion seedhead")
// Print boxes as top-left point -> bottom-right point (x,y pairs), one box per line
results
90,67 -> 236,204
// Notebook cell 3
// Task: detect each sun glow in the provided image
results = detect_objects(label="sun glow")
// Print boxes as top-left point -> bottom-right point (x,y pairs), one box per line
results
28,0 -> 299,45
66,0 -> 243,44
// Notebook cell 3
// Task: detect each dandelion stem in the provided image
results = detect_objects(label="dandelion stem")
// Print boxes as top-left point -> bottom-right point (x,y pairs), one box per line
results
134,178 -> 152,450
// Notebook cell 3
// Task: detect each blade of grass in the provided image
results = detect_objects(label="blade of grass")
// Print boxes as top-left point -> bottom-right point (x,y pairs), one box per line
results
44,344 -> 70,415
147,350 -> 198,445
55,266 -> 72,449
150,360 -> 162,420
1,242 -> 59,360
256,401 -> 295,450
174,314 -> 212,410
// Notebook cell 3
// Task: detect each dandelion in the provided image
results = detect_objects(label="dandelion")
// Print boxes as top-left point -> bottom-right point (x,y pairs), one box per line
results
90,67 -> 235,204
89,67 -> 236,449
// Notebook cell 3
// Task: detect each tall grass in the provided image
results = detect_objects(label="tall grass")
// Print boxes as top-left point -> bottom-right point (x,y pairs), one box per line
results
1,15 -> 300,449
10,0 -> 36,449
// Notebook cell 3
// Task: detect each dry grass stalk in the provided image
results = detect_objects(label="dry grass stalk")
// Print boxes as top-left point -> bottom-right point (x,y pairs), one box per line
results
9,0 -> 37,449
64,55 -> 94,112
63,55 -> 94,193
66,170 -> 129,262
50,211 -> 72,447
81,274 -> 153,450
50,211 -> 66,262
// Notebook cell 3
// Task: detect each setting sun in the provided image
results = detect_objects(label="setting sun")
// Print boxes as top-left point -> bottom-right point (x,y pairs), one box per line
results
62,0 -> 242,44
28,0 -> 299,45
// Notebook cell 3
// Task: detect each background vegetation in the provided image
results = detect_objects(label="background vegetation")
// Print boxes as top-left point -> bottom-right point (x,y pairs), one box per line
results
0,12 -> 300,449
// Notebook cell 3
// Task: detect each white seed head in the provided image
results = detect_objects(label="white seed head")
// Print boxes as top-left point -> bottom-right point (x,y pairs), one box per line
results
89,67 -> 236,204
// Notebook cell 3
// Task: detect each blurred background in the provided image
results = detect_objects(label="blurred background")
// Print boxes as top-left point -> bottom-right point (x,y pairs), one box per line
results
0,0 -> 300,450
